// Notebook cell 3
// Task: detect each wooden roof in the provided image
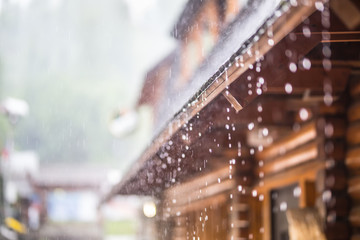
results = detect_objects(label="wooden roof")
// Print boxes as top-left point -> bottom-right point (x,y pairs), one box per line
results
171,0 -> 207,39
137,52 -> 176,107
102,0 -> 360,203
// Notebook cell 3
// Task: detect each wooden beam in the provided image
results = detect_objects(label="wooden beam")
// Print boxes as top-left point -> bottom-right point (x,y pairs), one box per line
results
255,160 -> 325,193
256,121 -> 317,161
232,203 -> 249,212
347,123 -> 360,145
166,179 -> 235,207
330,0 -> 360,30
347,146 -> 360,169
350,76 -> 360,98
164,166 -> 231,200
348,101 -> 360,123
166,192 -> 228,217
299,180 -> 316,208
310,60 -> 360,68
222,90 -> 243,112
350,206 -> 360,227
262,191 -> 271,240
348,176 -> 360,200
259,141 -> 318,176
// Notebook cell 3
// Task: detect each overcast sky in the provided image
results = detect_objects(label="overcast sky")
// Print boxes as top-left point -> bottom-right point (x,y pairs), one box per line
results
0,0 -> 188,167
0,0 -> 187,107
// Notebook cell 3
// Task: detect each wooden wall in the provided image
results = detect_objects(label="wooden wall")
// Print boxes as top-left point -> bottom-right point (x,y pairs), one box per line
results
254,120 -> 324,240
347,75 -> 360,240
319,113 -> 349,239
157,145 -> 256,240
250,92 -> 350,240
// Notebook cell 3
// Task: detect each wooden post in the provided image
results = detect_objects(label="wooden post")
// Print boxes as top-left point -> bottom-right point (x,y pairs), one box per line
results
347,75 -> 360,239
317,96 -> 350,239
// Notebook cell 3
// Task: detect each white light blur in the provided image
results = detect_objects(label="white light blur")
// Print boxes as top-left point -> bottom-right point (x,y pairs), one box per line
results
302,58 -> 311,70
280,202 -> 287,211
107,169 -> 121,185
289,62 -> 297,72
143,201 -> 156,218
108,110 -> 138,138
285,83 -> 293,94
1,98 -> 29,117
299,108 -> 309,121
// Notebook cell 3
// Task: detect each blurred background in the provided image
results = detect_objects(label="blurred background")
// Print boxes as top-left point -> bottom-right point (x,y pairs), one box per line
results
0,0 -> 187,239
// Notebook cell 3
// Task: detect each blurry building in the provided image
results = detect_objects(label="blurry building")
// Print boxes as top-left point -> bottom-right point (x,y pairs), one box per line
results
30,165 -> 110,240
0,99 -> 33,240
104,0 -> 360,240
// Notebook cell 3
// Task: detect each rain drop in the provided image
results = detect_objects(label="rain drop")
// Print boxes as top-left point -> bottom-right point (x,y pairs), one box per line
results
285,83 -> 293,94
258,77 -> 265,85
315,1 -> 324,11
302,26 -> 311,38
293,187 -> 301,197
302,58 -> 311,70
322,45 -> 331,58
262,128 -> 269,136
324,93 -> 333,106
268,39 -> 274,46
299,108 -> 309,121
280,202 -> 287,211
252,190 -> 258,197
289,62 -> 297,72
256,88 -> 262,95
290,0 -> 298,6
323,58 -> 332,71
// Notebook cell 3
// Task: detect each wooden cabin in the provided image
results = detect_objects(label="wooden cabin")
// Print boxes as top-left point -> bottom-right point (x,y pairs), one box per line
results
104,0 -> 360,239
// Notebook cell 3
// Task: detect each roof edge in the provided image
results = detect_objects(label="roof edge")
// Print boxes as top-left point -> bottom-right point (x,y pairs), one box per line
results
171,0 -> 207,39
101,0 -> 322,203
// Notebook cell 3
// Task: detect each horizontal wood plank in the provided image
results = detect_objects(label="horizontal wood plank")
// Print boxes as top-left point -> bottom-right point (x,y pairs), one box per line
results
350,206 -> 360,227
256,122 -> 317,161
348,176 -> 360,200
347,147 -> 360,169
258,141 -> 318,176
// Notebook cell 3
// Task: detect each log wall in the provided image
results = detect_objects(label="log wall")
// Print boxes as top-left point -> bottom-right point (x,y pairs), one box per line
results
347,76 -> 360,240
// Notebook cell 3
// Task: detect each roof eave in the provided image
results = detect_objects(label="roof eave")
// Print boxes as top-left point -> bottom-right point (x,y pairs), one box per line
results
171,0 -> 207,39
101,0 -> 322,204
